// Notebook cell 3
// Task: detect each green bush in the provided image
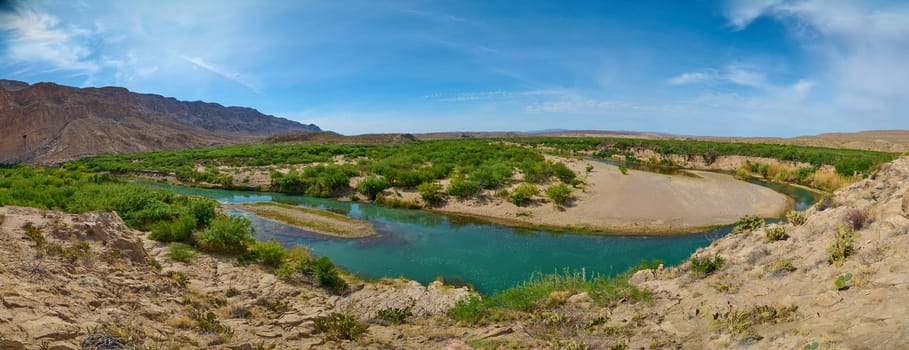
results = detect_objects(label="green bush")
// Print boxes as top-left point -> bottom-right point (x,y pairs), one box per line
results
313,256 -> 348,294
690,254 -> 723,276
469,164 -> 513,189
834,272 -> 852,291
167,243 -> 196,263
250,240 -> 287,267
149,215 -> 197,242
357,176 -> 391,200
417,182 -> 446,206
448,178 -> 481,199
731,215 -> 764,234
765,226 -> 788,241
618,165 -> 628,175
194,215 -> 255,254
376,307 -> 412,325
785,211 -> 807,226
314,312 -> 368,341
545,184 -> 572,206
827,226 -> 856,266
511,183 -> 539,206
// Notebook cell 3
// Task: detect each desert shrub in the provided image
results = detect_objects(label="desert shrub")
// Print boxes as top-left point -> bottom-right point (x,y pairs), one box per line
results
376,307 -> 412,325
731,215 -> 764,234
313,256 -> 348,294
765,226 -> 787,241
186,198 -> 216,227
314,312 -> 368,341
511,183 -> 540,206
550,162 -> 577,184
149,215 -> 197,242
374,194 -> 421,209
714,304 -> 797,341
230,306 -> 253,319
690,254 -> 723,276
618,165 -> 628,175
469,163 -> 513,189
167,243 -> 196,263
82,323 -> 144,350
827,226 -> 856,266
447,177 -> 481,199
843,208 -> 868,231
768,259 -> 796,274
834,272 -> 852,291
190,308 -> 233,336
23,222 -> 46,248
165,270 -> 190,288
194,215 -> 255,254
545,184 -> 572,207
417,182 -> 446,206
785,211 -> 807,226
356,176 -> 390,200
250,240 -> 287,267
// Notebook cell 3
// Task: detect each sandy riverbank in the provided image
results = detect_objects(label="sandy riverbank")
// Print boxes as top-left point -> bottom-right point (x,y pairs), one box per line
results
409,157 -> 791,234
226,202 -> 376,238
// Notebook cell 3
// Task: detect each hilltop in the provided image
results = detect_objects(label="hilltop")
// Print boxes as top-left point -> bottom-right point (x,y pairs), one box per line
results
0,80 -> 319,164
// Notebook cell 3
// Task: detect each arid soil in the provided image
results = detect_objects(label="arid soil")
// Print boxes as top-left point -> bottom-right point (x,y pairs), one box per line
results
406,157 -> 790,234
0,206 -> 470,349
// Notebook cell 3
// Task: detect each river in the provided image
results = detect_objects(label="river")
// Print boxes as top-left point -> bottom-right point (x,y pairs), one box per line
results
147,181 -> 817,294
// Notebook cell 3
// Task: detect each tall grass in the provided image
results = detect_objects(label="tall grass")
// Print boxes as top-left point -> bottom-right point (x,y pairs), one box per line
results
449,260 -> 661,324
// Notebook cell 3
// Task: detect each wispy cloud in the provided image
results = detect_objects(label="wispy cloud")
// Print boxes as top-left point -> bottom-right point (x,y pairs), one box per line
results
724,0 -> 909,120
669,65 -> 768,89
180,55 -> 263,93
423,89 -> 567,102
0,3 -> 99,74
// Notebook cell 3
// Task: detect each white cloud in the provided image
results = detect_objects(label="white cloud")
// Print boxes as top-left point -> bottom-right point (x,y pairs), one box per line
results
668,65 -> 768,88
0,4 -> 99,73
724,0 -> 909,124
180,55 -> 263,93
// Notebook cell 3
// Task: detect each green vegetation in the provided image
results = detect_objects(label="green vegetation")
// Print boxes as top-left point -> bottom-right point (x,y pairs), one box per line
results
356,176 -> 391,200
827,226 -> 856,266
248,240 -> 287,267
731,215 -> 764,234
617,165 -> 628,175
314,312 -> 369,341
785,210 -> 807,226
311,256 -> 348,294
0,166 -> 217,232
150,215 -> 198,242
417,182 -> 446,206
712,304 -> 797,341
447,177 -> 482,199
511,183 -> 540,206
194,215 -> 255,254
545,184 -> 572,207
510,136 -> 896,176
167,243 -> 196,263
765,226 -> 788,241
448,260 -> 661,324
768,259 -> 797,274
376,307 -> 413,325
269,164 -> 358,197
690,254 -> 724,276
834,272 -> 853,291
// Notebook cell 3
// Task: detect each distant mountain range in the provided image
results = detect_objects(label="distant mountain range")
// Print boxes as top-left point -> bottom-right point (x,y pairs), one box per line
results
0,80 -> 319,164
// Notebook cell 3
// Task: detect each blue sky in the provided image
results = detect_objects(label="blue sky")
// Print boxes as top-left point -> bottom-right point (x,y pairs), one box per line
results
1,0 -> 907,136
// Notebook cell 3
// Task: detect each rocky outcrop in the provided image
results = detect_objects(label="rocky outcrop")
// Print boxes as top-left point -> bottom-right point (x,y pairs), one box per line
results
0,80 -> 320,164
0,206 -> 472,349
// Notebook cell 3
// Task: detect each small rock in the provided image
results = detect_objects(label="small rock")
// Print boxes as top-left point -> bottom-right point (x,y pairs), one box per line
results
567,292 -> 592,304
0,340 -> 26,350
78,276 -> 104,290
477,325 -> 513,339
255,330 -> 281,338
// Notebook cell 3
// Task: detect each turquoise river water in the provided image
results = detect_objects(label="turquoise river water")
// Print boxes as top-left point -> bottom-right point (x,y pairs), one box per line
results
149,180 -> 817,294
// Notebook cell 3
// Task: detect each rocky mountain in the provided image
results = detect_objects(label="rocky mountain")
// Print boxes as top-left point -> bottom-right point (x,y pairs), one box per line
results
0,80 -> 320,164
